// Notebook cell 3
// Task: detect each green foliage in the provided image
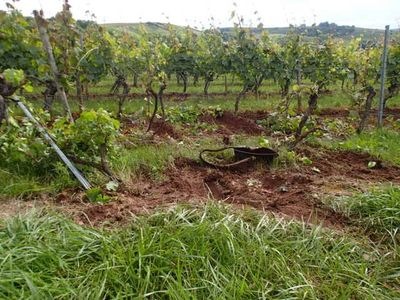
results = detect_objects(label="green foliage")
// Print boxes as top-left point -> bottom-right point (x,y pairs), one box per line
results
272,147 -> 313,168
53,109 -> 120,168
1,107 -> 120,183
301,38 -> 340,90
105,180 -> 119,192
386,36 -> 400,100
166,105 -> 201,124
205,105 -> 224,118
85,187 -> 110,203
195,29 -> 229,85
299,156 -> 313,165
108,31 -> 141,79
76,24 -> 114,84
2,69 -> 25,86
166,28 -> 197,87
0,10 -> 45,77
321,118 -> 356,138
0,107 -> 52,174
66,109 -> 118,146
229,27 -> 270,91
106,22 -> 385,42
342,38 -> 381,108
329,187 -> 400,234
158,104 -> 225,126
47,4 -> 80,80
258,137 -> 270,148
332,129 -> 400,166
270,31 -> 302,96
385,115 -> 400,131
261,113 -> 303,133
136,29 -> 171,94
0,205 -> 398,299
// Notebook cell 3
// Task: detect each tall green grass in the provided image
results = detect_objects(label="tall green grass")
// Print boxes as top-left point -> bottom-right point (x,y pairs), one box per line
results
328,186 -> 400,235
0,160 -> 81,199
113,136 -> 233,181
0,205 -> 399,299
0,169 -> 54,198
114,144 -> 177,181
331,129 -> 400,166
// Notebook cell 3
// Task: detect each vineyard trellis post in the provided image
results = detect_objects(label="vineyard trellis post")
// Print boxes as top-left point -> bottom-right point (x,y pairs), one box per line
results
296,59 -> 302,113
377,25 -> 390,127
33,10 -> 74,123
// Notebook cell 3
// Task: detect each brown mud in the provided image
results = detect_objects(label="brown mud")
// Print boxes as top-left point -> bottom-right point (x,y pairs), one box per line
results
319,107 -> 400,119
5,107 -> 400,229
200,111 -> 264,135
50,147 -> 400,229
149,119 -> 181,139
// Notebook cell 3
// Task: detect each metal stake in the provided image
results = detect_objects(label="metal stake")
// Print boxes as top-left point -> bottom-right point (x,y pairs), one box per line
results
378,25 -> 390,127
15,100 -> 91,190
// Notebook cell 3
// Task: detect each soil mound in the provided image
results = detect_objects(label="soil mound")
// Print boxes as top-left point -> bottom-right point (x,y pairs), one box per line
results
210,111 -> 264,135
150,119 -> 180,139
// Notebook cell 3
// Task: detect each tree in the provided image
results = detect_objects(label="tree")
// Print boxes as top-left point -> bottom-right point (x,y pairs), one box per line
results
137,32 -> 171,131
195,28 -> 229,96
166,28 -> 197,93
384,36 -> 400,107
0,9 -> 44,77
230,27 -> 268,113
270,32 -> 302,99
34,8 -> 73,121
292,38 -> 341,146
108,31 -> 140,119
0,7 -> 69,116
75,22 -> 113,110
346,39 -> 381,133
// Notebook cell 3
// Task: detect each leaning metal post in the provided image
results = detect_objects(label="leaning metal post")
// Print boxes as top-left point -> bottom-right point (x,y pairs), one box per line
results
13,98 -> 91,190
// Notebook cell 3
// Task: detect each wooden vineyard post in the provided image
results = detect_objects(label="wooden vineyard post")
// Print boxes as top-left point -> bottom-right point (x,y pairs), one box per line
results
378,25 -> 390,127
33,10 -> 74,123
296,60 -> 302,113
76,32 -> 84,113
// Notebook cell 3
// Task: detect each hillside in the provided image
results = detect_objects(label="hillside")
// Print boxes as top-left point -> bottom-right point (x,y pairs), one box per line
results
103,21 -> 397,41
219,22 -> 392,41
103,22 -> 200,38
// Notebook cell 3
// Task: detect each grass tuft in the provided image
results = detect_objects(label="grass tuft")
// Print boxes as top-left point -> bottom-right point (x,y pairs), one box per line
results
328,186 -> 400,235
0,205 -> 399,299
330,129 -> 400,166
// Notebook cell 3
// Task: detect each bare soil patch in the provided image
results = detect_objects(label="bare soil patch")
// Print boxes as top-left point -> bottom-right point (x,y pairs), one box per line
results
238,110 -> 269,121
200,111 -> 265,135
319,108 -> 350,117
120,118 -> 181,139
6,108 -> 400,228
50,148 -> 400,229
149,119 -> 181,139
319,107 -> 400,120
